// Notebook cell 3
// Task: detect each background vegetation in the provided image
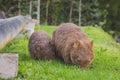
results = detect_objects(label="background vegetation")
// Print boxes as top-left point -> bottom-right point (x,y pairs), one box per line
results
1,0 -> 120,36
0,26 -> 120,80
0,0 -> 106,26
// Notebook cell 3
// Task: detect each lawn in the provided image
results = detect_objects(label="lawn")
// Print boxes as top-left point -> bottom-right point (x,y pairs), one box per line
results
0,25 -> 120,80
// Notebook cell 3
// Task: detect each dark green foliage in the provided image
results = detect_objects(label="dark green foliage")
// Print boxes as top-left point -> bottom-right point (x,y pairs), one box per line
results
99,0 -> 120,32
81,0 -> 106,26
0,0 -> 106,26
1,0 -> 120,33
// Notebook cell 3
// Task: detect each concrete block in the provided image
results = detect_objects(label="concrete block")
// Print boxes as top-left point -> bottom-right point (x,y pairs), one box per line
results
0,53 -> 18,79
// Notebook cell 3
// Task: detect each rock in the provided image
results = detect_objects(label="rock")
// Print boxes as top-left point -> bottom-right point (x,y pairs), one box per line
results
0,53 -> 18,79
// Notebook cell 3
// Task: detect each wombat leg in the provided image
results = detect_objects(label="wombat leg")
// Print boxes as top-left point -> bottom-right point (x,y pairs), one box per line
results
63,55 -> 71,64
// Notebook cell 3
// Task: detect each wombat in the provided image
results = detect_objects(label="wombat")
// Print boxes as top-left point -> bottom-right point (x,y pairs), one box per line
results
28,30 -> 55,60
52,23 -> 94,68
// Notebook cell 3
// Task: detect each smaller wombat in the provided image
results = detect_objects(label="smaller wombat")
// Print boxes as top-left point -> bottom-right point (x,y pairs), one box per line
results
28,30 -> 55,60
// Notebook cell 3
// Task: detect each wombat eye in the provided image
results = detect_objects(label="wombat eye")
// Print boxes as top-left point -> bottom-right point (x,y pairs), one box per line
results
77,58 -> 81,62
35,45 -> 43,51
83,61 -> 88,64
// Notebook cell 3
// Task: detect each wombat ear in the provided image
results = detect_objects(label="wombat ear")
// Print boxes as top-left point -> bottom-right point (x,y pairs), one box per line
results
49,41 -> 53,45
73,40 -> 83,48
91,40 -> 94,47
35,45 -> 42,51
91,40 -> 94,51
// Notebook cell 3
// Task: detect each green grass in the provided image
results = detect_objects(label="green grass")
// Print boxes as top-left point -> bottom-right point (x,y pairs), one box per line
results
0,25 -> 120,80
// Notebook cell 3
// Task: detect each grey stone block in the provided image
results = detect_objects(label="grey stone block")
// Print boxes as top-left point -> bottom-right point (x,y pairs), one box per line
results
0,53 -> 18,79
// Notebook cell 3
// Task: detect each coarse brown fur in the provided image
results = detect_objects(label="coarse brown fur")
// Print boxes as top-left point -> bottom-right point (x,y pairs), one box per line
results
28,30 -> 55,60
52,23 -> 94,68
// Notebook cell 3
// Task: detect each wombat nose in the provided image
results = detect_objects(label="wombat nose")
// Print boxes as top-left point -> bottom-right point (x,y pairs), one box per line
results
79,63 -> 88,69
88,58 -> 91,61
83,60 -> 88,64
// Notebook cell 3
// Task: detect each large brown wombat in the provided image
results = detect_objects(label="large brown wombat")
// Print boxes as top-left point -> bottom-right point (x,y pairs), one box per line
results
28,30 -> 55,60
52,23 -> 94,68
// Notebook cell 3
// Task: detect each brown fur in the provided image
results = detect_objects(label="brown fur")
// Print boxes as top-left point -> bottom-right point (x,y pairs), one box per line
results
28,30 -> 55,60
52,23 -> 94,68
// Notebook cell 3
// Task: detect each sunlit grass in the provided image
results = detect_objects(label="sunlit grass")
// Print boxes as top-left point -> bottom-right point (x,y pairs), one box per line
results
0,25 -> 120,80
